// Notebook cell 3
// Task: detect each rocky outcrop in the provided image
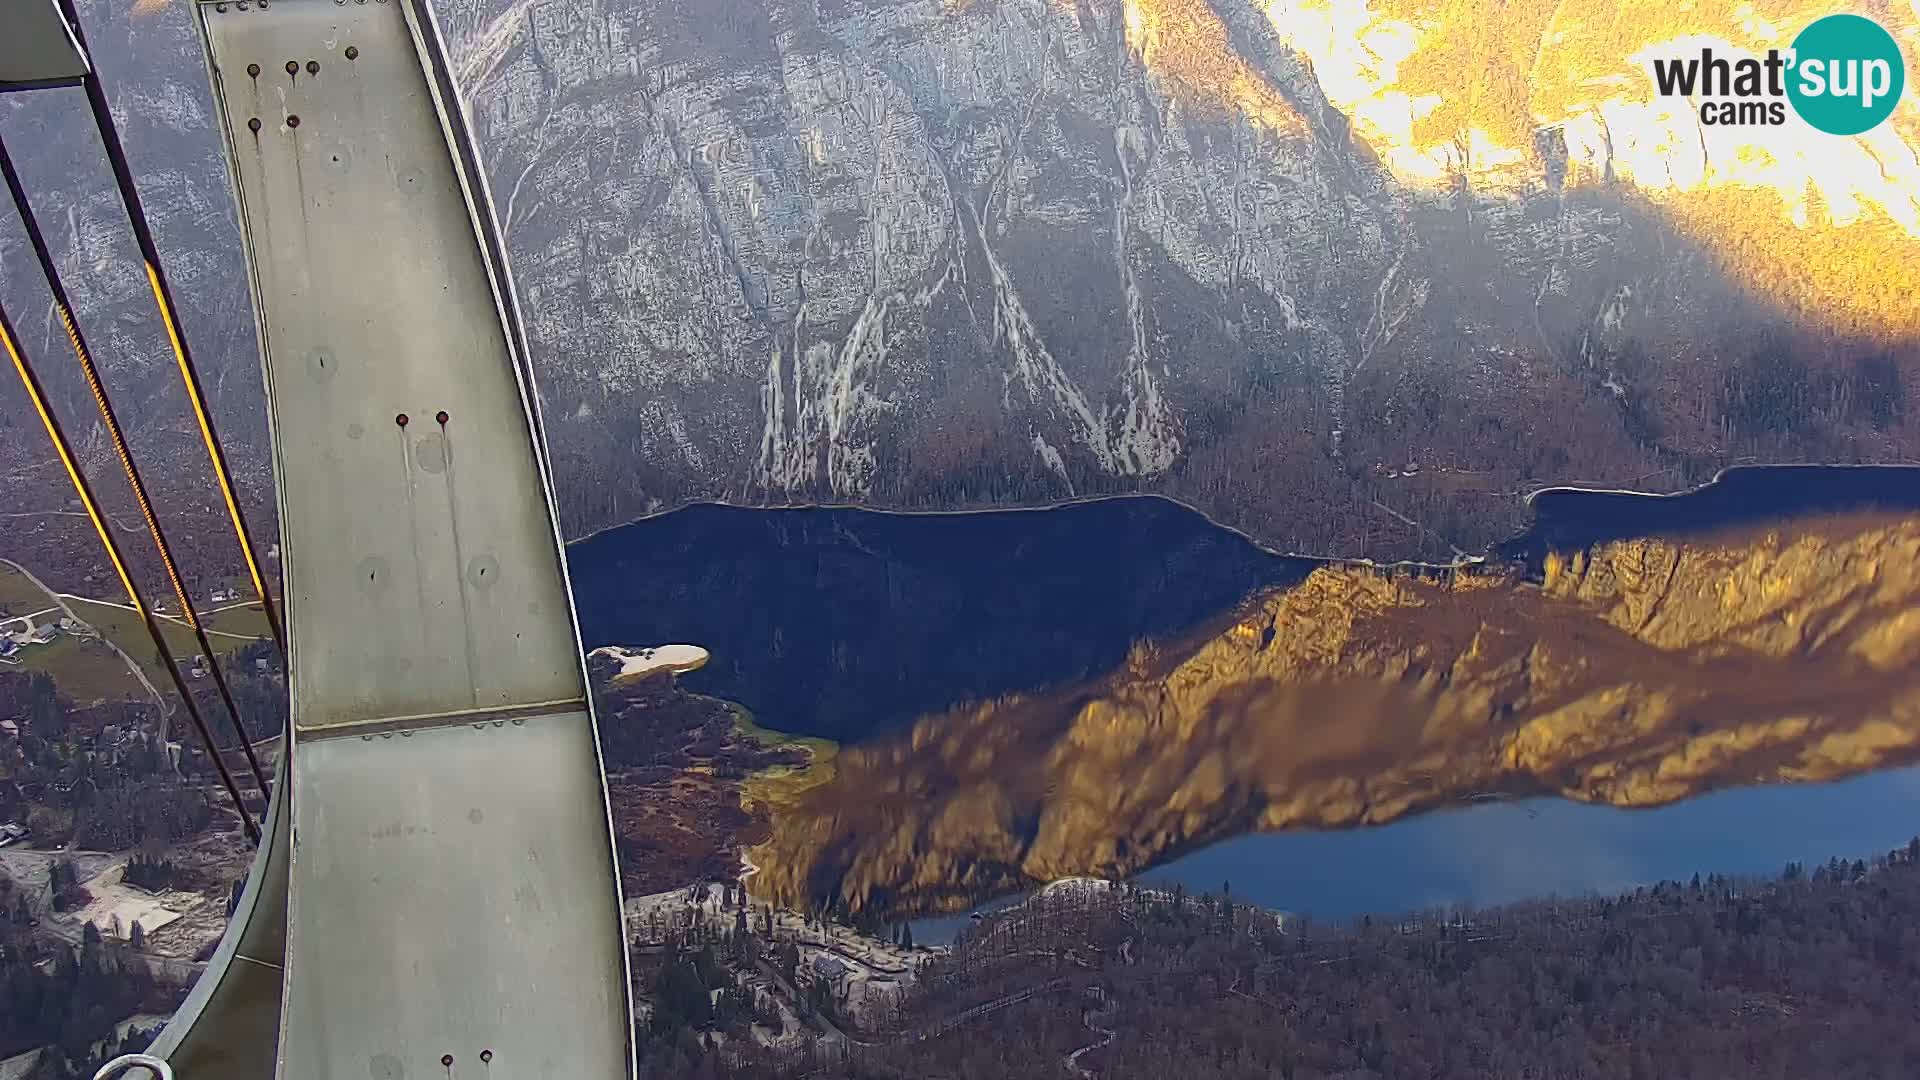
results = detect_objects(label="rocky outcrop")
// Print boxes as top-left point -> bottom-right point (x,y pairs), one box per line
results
450,0 -> 1920,558
5,0 -> 1915,590
746,509 -> 1920,917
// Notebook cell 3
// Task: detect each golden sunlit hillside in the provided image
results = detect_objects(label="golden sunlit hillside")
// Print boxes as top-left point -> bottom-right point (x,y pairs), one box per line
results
749,509 -> 1920,918
1114,0 -> 1920,336
1123,0 -> 1310,132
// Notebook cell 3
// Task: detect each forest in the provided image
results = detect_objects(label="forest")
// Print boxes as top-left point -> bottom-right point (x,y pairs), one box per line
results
0,670 -> 242,851
590,660 -> 808,896
0,660 -> 272,1075
0,890 -> 171,1077
694,837 -> 1920,1080
0,636 -> 286,843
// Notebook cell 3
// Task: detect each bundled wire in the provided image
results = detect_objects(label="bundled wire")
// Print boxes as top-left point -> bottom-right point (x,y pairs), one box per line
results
54,0 -> 287,662
0,297 -> 259,844
0,133 -> 270,805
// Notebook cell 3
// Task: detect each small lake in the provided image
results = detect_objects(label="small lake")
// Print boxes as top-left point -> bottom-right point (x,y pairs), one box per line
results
568,467 -> 1920,932
909,767 -> 1920,943
1156,765 -> 1920,919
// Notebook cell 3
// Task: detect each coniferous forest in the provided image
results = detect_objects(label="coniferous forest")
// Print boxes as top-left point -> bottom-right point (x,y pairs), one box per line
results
687,839 -> 1920,1080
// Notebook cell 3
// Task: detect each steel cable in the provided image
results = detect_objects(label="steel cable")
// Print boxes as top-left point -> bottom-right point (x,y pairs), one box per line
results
0,298 -> 259,844
54,0 -> 287,662
0,133 -> 270,802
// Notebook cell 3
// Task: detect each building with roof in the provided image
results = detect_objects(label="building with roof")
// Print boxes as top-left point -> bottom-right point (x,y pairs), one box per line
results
808,952 -> 852,996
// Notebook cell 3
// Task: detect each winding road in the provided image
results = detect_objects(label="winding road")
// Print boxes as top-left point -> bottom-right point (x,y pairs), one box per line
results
1064,1008 -> 1115,1078
0,556 -> 169,737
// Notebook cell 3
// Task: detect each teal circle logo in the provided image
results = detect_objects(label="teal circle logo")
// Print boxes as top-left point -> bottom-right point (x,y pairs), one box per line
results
1787,14 -> 1906,135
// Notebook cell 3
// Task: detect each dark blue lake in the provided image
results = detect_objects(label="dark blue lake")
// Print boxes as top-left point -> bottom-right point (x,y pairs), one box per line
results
567,468 -> 1920,932
569,497 -> 1310,744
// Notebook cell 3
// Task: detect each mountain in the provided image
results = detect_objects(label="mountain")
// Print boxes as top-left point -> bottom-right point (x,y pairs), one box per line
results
2,0 -> 1916,590
744,502 -> 1920,918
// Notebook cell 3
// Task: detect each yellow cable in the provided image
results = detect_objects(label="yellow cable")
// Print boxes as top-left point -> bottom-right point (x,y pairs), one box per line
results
146,262 -> 279,638
2,312 -> 145,616
53,298 -> 199,629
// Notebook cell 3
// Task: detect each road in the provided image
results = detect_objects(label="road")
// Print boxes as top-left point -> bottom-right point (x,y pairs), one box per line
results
1,559 -> 278,754
1064,1007 -> 1116,1078
61,595 -> 264,640
753,955 -> 849,1042
0,557 -> 168,736
911,977 -> 1073,1044
748,957 -> 1069,1048
0,508 -> 143,534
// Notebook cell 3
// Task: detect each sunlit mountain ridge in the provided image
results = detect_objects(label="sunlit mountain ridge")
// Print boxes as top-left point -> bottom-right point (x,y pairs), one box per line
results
747,504 -> 1920,918
1122,0 -> 1920,335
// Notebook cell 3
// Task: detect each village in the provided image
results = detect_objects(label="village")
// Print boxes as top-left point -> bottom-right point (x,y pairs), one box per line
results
0,628 -> 952,1071
0,608 -> 89,665
0,580 -> 269,681
0,546 -> 289,1072
0,628 -> 1188,1075
626,872 -> 939,1047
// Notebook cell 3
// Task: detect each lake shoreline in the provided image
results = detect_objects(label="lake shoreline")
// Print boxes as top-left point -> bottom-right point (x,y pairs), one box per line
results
567,462 -> 1920,571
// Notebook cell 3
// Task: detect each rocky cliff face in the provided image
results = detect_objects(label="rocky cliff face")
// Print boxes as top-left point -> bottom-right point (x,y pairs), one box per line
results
745,509 -> 1920,917
0,0 -> 275,596
448,0 -> 1920,557
2,0 -> 1916,589
445,0 -> 1401,531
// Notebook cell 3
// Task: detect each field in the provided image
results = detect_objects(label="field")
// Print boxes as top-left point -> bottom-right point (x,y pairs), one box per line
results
0,566 -> 52,614
734,706 -> 838,813
0,563 -> 269,702
63,597 -> 266,652
62,597 -> 266,671
203,601 -> 272,641
9,636 -> 147,703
